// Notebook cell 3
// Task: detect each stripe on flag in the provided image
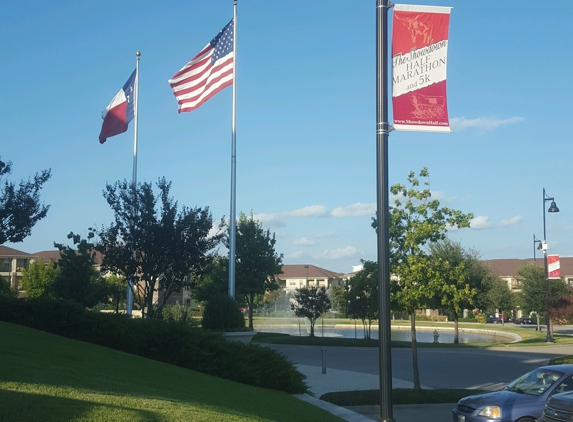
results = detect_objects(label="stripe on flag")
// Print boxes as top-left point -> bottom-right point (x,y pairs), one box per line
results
169,19 -> 234,113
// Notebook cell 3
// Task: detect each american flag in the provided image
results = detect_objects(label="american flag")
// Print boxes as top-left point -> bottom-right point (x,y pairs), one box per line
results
169,19 -> 234,113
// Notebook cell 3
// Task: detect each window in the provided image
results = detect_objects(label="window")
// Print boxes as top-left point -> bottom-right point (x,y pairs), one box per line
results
0,259 -> 10,272
16,259 -> 29,271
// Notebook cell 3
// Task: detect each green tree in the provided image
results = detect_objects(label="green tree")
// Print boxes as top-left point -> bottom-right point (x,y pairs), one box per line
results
429,257 -> 474,341
516,262 -> 546,330
97,178 -> 222,318
191,254 -> 229,304
427,239 -> 481,343
52,232 -> 109,308
20,258 -> 57,298
328,284 -> 347,315
375,168 -> 473,389
346,261 -> 378,339
0,158 -> 51,245
486,277 -> 514,325
515,262 -> 568,334
548,287 -> 573,325
104,274 -> 127,313
290,286 -> 331,337
233,212 -> 283,329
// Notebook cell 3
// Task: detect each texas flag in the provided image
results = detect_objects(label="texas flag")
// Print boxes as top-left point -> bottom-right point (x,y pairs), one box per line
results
99,70 -> 136,144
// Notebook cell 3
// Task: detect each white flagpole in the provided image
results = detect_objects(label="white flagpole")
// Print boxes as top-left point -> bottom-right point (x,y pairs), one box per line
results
228,1 -> 237,298
127,51 -> 140,316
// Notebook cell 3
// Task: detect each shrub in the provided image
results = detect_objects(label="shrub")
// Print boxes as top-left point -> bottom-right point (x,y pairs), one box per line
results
202,294 -> 246,331
162,304 -> 194,325
0,277 -> 17,298
0,296 -> 306,394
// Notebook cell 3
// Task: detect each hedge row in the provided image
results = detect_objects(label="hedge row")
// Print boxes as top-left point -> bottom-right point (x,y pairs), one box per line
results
0,296 -> 307,394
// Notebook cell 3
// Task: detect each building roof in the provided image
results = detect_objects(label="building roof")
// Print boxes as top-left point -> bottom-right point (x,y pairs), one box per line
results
0,245 -> 33,257
485,257 -> 573,278
279,264 -> 343,279
34,250 -> 103,265
34,250 -> 62,263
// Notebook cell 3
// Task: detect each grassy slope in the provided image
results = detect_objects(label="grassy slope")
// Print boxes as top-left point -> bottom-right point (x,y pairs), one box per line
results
0,322 -> 343,422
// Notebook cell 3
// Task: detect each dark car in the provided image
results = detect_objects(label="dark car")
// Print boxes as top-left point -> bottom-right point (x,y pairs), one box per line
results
487,315 -> 502,324
514,317 -> 534,325
541,391 -> 573,421
452,364 -> 573,422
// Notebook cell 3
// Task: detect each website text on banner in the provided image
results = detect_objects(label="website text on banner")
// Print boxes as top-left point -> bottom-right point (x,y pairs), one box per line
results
392,4 -> 452,132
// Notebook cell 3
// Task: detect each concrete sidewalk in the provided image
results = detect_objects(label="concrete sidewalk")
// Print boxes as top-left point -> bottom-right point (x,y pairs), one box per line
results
294,364 -> 455,422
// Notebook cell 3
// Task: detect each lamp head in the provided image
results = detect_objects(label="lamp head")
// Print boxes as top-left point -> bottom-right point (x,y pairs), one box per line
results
548,201 -> 559,213
537,242 -> 543,250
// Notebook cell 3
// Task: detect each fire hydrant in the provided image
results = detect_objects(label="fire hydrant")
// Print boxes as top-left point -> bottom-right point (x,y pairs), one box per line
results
433,330 -> 439,344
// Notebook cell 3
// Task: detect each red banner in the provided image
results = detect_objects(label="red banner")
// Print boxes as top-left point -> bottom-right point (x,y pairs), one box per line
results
392,5 -> 452,132
548,255 -> 561,279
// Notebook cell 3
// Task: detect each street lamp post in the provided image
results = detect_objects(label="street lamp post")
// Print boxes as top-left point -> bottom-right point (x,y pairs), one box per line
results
533,234 -> 542,262
542,187 -> 559,343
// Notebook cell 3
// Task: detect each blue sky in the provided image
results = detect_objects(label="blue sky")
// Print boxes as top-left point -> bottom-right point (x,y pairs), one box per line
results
1,1 -> 572,274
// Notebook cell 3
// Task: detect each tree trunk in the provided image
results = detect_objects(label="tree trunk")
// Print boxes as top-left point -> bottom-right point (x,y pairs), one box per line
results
410,312 -> 421,390
454,315 -> 459,344
310,321 -> 315,337
536,311 -> 541,331
146,290 -> 154,318
248,293 -> 255,329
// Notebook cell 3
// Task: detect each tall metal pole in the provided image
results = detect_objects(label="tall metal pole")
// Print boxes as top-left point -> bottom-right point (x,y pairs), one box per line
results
228,0 -> 238,298
376,1 -> 394,421
126,51 -> 140,316
543,188 -> 553,342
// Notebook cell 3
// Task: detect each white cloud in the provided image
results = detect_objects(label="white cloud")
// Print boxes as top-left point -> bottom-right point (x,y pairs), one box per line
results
470,215 -> 492,229
252,212 -> 285,227
313,246 -> 358,260
207,226 -> 222,239
500,215 -> 522,227
429,191 -> 456,202
293,237 -> 315,246
450,116 -> 524,132
286,251 -> 305,259
331,202 -> 376,217
284,205 -> 328,218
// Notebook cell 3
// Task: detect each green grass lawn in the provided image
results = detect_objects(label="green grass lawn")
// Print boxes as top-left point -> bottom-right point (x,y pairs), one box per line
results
0,322 -> 344,422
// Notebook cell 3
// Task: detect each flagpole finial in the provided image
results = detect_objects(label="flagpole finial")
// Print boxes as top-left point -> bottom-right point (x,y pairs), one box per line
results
136,51 -> 141,57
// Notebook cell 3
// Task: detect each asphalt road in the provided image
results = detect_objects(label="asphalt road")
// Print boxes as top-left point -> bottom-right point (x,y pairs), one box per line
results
267,326 -> 573,391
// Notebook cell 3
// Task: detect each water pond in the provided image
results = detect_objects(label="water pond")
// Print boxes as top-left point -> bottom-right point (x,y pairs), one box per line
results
256,325 -> 517,344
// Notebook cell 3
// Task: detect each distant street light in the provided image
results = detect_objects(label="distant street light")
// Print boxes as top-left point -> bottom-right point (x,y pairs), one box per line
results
542,188 -> 559,343
533,234 -> 542,262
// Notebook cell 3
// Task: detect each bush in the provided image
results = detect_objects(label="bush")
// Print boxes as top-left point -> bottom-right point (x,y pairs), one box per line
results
0,277 -> 18,298
475,313 -> 487,324
202,294 -> 246,331
162,304 -> 194,325
0,296 -> 306,394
